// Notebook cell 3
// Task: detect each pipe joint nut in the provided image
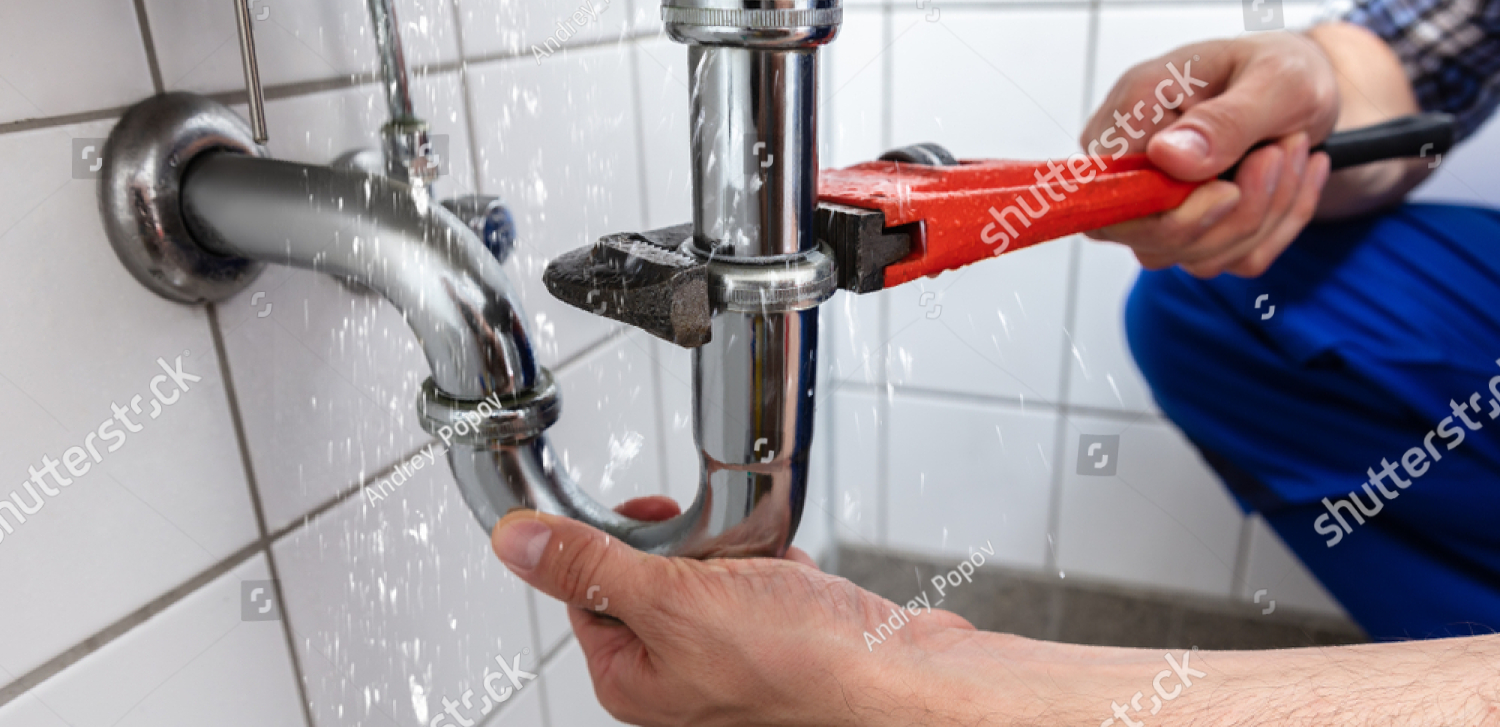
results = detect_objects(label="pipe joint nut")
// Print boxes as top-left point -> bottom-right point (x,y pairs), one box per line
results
663,0 -> 841,48
417,371 -> 562,446
692,241 -> 838,313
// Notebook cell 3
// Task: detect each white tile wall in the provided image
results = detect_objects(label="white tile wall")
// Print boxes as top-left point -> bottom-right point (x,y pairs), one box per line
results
16,0 -> 1500,721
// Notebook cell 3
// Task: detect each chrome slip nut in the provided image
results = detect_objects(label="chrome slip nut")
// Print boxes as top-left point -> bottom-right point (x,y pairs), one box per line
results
691,241 -> 839,314
417,371 -> 562,447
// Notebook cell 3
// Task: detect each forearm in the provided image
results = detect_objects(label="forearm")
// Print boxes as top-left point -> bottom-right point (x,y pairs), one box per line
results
910,630 -> 1500,726
1308,21 -> 1436,219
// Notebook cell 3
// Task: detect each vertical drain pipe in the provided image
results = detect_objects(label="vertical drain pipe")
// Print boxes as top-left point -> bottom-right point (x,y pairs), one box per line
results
666,1 -> 842,556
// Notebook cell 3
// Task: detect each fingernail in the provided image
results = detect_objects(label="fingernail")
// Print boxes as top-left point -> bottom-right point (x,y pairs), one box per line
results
495,519 -> 551,572
1263,150 -> 1284,197
1200,192 -> 1239,229
1289,134 -> 1309,178
1156,127 -> 1210,158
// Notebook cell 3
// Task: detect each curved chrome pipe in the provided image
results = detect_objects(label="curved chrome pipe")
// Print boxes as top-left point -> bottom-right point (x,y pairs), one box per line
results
176,149 -> 801,557
182,153 -> 535,400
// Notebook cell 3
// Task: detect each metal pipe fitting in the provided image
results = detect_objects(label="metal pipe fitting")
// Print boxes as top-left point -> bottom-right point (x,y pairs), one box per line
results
366,0 -> 438,185
671,0 -> 841,557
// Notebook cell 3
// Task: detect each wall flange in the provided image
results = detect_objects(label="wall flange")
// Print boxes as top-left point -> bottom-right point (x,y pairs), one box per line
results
99,92 -> 266,304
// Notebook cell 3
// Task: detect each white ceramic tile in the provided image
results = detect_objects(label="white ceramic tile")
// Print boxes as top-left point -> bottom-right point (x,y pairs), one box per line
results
829,389 -> 884,546
541,640 -> 632,727
535,331 -> 669,653
215,73 -> 480,531
1092,4 -> 1321,111
891,8 -> 1090,161
633,39 -> 693,229
884,237 -> 1072,404
0,1 -> 155,124
1068,238 -> 1159,414
0,695 -> 70,727
627,0 -> 666,35
1056,414 -> 1244,598
147,0 -> 460,96
273,461 -> 537,727
467,45 -> 644,367
0,121 -> 258,678
457,0 -> 633,62
885,394 -> 1055,567
8,555 -> 305,727
825,290 -> 889,390
1241,514 -> 1347,617
825,8 -> 888,169
1412,111 -> 1500,208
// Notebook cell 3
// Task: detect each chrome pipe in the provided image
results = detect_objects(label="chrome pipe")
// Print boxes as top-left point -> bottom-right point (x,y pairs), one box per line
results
367,0 -> 415,123
180,153 -> 536,400
175,149 -> 791,556
688,46 -> 819,258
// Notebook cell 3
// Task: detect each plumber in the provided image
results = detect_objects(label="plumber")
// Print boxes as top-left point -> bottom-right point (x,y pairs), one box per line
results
487,1 -> 1500,724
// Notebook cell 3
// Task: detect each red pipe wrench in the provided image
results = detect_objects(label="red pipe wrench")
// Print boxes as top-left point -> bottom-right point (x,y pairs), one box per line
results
817,113 -> 1455,293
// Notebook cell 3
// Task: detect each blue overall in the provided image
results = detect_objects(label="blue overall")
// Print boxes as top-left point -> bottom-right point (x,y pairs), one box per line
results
1127,202 -> 1500,641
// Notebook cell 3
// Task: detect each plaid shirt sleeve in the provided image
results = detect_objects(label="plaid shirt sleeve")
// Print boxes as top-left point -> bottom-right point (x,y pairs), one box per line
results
1343,0 -> 1500,142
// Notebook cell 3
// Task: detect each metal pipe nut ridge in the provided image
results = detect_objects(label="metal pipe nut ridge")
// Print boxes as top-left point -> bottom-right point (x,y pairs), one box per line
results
663,0 -> 841,48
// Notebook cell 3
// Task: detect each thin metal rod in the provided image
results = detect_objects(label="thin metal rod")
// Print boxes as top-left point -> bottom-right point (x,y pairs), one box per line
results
367,0 -> 415,122
232,0 -> 269,143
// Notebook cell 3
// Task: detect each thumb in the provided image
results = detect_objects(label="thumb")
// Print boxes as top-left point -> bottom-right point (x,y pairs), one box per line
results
1148,53 -> 1333,181
491,509 -> 660,619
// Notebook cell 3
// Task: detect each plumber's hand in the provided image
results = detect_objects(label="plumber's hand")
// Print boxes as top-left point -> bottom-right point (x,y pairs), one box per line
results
1081,31 -> 1339,278
490,499 -> 994,727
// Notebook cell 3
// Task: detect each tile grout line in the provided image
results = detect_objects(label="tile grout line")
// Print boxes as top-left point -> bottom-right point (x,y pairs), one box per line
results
842,380 -> 1165,423
448,0 -> 487,198
0,435 -> 437,709
206,304 -> 317,727
875,0 -> 893,548
0,30 -> 668,138
130,0 -> 165,95
1042,0 -> 1103,577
